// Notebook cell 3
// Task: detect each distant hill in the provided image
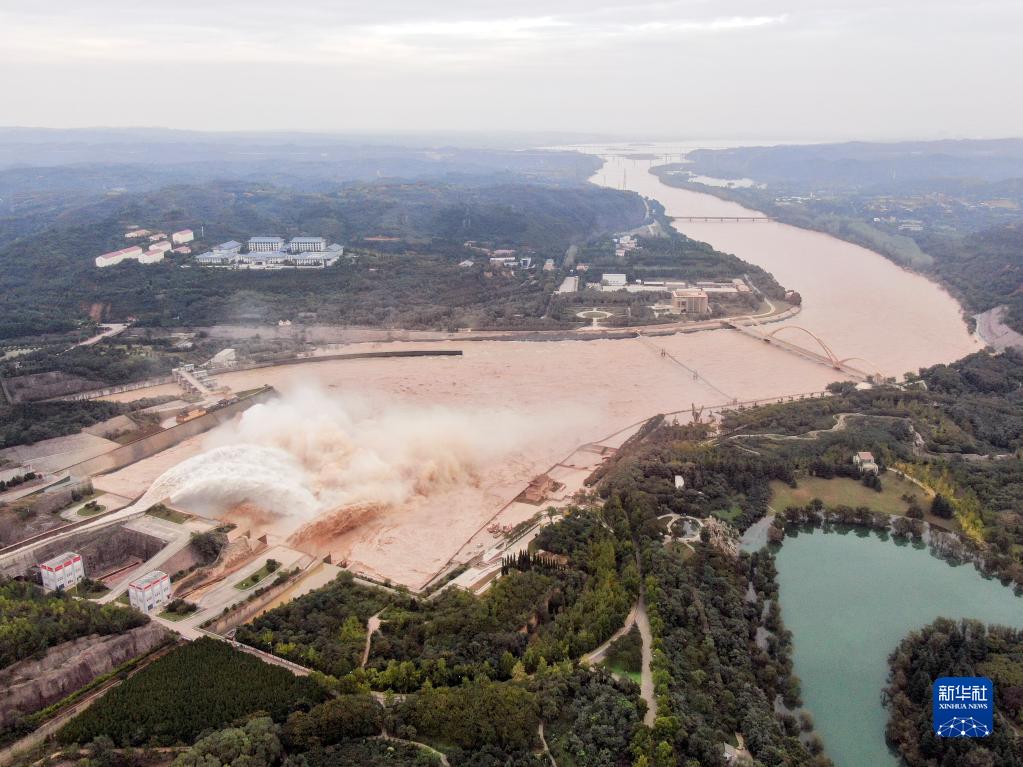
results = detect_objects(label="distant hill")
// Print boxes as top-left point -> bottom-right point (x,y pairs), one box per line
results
684,138 -> 1023,189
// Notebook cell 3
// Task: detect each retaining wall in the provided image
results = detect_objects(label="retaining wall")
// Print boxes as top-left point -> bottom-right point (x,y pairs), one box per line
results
65,387 -> 277,478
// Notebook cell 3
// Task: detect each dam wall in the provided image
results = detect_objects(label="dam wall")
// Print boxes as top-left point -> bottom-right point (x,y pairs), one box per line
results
66,387 -> 278,478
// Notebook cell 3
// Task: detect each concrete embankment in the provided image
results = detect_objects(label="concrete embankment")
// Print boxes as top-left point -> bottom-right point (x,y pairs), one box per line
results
65,387 -> 278,477
51,349 -> 465,402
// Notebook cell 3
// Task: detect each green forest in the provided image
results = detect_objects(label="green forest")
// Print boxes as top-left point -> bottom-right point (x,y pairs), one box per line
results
886,618 -> 1023,766
0,578 -> 148,671
58,638 -> 326,747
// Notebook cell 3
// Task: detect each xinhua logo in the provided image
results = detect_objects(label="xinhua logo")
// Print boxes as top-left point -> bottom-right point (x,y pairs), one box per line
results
933,677 -> 994,737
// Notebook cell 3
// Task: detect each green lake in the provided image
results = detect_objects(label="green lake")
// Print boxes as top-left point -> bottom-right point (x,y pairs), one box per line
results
758,527 -> 1023,767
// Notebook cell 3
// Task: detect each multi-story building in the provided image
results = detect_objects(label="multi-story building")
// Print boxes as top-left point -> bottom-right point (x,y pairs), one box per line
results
128,570 -> 172,614
148,240 -> 173,254
171,229 -> 195,245
670,288 -> 710,315
39,551 -> 85,591
248,236 -> 284,252
214,240 -> 242,255
96,245 -> 144,268
288,236 -> 326,253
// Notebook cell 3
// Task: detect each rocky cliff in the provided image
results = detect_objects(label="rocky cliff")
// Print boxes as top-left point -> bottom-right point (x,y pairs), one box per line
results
0,622 -> 170,729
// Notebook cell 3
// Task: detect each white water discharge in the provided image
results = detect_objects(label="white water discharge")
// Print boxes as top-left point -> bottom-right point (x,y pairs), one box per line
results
140,387 -> 565,533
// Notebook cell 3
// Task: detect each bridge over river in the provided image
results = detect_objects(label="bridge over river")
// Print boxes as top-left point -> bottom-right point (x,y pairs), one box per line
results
723,318 -> 880,382
673,215 -> 772,222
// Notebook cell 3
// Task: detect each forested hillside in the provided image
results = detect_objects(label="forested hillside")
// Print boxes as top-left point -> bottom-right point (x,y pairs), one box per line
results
0,180 -> 645,339
0,578 -> 148,671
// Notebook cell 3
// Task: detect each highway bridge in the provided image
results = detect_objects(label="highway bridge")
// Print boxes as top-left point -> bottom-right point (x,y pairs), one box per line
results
723,319 -> 881,382
673,216 -> 772,223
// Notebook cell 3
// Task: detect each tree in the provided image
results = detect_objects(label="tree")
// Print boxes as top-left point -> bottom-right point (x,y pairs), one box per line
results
172,717 -> 282,767
930,494 -> 955,519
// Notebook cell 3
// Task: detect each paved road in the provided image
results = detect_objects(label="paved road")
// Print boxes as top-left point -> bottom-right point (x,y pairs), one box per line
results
635,596 -> 657,727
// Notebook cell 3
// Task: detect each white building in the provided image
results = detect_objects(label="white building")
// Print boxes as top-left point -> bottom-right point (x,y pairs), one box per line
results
128,570 -> 172,614
601,273 -> 628,288
148,240 -> 173,254
138,249 -> 166,264
853,451 -> 879,474
171,229 -> 195,245
288,236 -> 326,253
214,240 -> 242,255
96,245 -> 144,268
125,229 -> 150,239
248,236 -> 284,252
671,288 -> 710,315
39,551 -> 85,591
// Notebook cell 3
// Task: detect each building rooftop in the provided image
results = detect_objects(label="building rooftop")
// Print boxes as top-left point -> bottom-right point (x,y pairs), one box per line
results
214,240 -> 242,251
249,236 -> 284,243
856,451 -> 875,461
40,551 -> 80,569
130,570 -> 168,588
291,236 -> 325,243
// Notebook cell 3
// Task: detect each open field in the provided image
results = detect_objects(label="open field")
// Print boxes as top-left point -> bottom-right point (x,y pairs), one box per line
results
769,475 -> 929,517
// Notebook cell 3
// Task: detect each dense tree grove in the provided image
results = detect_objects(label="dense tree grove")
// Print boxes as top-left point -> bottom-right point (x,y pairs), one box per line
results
58,639 -> 326,746
234,572 -> 392,678
886,618 -> 1023,766
0,400 -> 127,447
238,515 -> 637,689
0,578 -> 148,670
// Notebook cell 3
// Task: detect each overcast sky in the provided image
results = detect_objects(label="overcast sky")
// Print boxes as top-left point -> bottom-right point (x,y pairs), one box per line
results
1,0 -> 1020,141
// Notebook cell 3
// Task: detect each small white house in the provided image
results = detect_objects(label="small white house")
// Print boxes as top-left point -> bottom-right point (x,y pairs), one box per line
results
853,451 -> 879,474
128,570 -> 172,614
39,551 -> 85,591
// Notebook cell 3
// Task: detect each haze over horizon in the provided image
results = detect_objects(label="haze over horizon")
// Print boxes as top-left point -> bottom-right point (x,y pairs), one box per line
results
2,0 -> 1020,141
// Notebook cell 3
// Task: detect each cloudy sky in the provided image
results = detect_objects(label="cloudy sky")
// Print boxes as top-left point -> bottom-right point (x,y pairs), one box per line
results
1,0 -> 1020,140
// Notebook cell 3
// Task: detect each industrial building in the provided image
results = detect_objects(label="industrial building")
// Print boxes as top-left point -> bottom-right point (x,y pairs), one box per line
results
128,570 -> 172,614
39,551 -> 85,591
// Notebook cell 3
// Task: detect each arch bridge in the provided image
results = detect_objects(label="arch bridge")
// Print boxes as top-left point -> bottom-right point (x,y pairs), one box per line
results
723,320 -> 883,382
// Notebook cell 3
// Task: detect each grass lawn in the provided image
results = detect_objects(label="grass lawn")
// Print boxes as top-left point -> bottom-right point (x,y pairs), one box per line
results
146,504 -> 189,524
234,562 -> 279,590
159,607 -> 197,622
77,503 -> 106,518
605,663 -> 642,685
115,592 -> 130,605
712,506 -> 743,523
770,474 -> 936,519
